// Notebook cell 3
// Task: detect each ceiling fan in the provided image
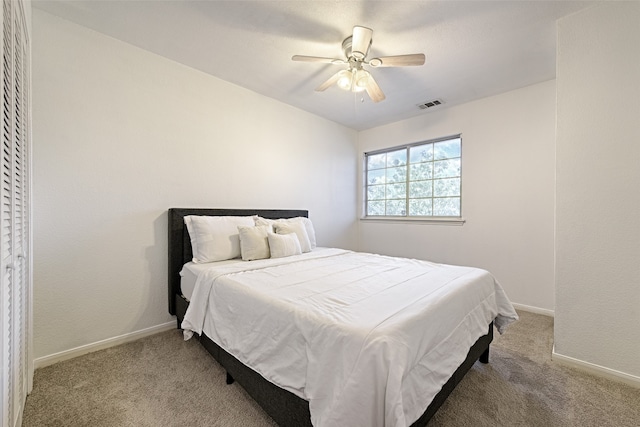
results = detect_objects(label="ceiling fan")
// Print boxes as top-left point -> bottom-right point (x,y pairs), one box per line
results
292,26 -> 425,103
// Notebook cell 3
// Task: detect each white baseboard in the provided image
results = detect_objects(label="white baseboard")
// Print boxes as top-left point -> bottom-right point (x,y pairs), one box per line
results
552,346 -> 640,388
34,321 -> 176,370
511,302 -> 554,317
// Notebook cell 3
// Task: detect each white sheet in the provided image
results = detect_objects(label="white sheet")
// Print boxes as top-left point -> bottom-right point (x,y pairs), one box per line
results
179,259 -> 244,301
181,248 -> 518,427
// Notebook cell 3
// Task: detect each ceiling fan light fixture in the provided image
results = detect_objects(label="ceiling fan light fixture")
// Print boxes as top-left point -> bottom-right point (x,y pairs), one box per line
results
354,69 -> 370,92
336,70 -> 353,91
336,69 -> 368,93
353,83 -> 366,93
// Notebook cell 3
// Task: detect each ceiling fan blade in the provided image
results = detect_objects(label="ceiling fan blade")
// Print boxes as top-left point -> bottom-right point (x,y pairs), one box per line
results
292,55 -> 346,65
315,71 -> 343,92
369,54 -> 425,67
351,26 -> 373,59
365,74 -> 385,103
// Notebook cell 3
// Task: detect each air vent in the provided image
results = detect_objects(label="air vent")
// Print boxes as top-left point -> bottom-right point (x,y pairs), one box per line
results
418,99 -> 444,110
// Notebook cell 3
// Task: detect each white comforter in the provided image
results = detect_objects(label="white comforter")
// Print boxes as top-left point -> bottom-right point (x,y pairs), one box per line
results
181,248 -> 518,427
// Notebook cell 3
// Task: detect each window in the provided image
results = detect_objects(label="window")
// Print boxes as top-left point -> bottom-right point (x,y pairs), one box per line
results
365,135 -> 461,219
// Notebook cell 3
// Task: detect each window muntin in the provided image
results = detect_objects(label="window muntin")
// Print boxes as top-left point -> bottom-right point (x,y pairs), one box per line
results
365,136 -> 461,218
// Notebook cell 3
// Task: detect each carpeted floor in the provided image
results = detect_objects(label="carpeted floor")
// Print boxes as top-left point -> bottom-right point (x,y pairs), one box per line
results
23,311 -> 640,426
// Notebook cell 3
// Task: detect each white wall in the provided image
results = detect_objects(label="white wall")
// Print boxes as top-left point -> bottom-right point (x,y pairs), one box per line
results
555,2 -> 640,379
358,80 -> 556,313
32,10 -> 358,359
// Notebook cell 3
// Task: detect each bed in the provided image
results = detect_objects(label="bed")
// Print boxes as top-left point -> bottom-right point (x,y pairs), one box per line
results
168,208 -> 518,426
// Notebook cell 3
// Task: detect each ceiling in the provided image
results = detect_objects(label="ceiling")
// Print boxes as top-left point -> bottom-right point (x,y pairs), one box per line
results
33,1 -> 598,131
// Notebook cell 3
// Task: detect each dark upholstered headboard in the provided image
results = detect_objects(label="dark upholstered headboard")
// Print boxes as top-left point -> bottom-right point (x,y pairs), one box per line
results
167,208 -> 308,315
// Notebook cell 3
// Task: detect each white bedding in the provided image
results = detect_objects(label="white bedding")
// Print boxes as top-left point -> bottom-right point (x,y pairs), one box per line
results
179,259 -> 243,301
181,248 -> 518,427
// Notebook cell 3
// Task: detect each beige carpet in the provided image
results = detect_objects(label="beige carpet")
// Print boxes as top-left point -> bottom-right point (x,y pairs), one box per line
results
23,311 -> 640,426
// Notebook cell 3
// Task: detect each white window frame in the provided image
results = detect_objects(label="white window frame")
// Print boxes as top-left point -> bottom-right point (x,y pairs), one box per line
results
362,134 -> 465,225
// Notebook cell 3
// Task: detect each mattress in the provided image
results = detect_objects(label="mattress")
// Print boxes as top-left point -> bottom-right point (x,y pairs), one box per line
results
181,248 -> 518,427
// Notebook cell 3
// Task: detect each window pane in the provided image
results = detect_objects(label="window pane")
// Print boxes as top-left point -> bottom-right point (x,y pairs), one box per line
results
433,178 -> 460,197
367,168 -> 386,185
386,183 -> 407,199
409,199 -> 433,216
367,200 -> 385,216
434,138 -> 461,160
364,136 -> 461,219
433,197 -> 460,216
409,180 -> 432,198
433,158 -> 460,178
409,162 -> 432,181
367,184 -> 385,201
367,153 -> 386,170
386,200 -> 406,216
386,149 -> 407,167
386,166 -> 407,183
409,144 -> 433,163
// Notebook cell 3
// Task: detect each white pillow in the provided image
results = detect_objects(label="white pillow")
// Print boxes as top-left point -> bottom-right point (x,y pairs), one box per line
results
238,225 -> 271,261
299,217 -> 317,249
273,222 -> 311,253
184,215 -> 255,263
267,232 -> 302,258
255,216 -> 317,249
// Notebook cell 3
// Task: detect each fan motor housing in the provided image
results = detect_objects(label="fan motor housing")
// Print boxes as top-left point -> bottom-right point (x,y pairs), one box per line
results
342,36 -> 371,60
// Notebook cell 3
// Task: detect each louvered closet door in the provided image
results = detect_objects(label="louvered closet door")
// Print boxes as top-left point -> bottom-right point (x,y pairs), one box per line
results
0,0 -> 30,425
0,0 -> 14,423
12,8 -> 31,413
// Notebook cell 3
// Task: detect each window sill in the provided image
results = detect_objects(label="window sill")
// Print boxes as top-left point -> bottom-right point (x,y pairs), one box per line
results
360,216 -> 466,226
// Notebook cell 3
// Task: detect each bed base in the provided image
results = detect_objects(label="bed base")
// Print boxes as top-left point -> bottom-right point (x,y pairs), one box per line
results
168,208 -> 493,426
196,308 -> 492,427
198,329 -> 313,426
